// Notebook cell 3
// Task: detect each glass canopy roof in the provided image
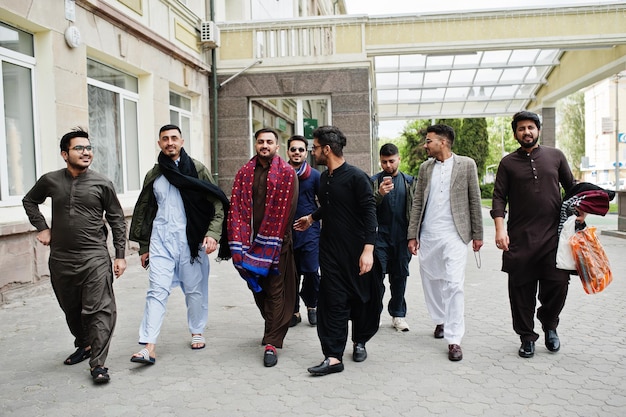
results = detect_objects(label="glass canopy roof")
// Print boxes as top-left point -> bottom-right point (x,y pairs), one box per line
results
374,48 -> 561,121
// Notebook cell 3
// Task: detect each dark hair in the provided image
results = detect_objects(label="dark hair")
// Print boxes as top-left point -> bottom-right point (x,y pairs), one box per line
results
379,143 -> 399,157
288,135 -> 307,148
159,124 -> 181,135
254,128 -> 278,141
312,126 -> 346,157
60,127 -> 89,152
511,111 -> 541,133
426,124 -> 455,147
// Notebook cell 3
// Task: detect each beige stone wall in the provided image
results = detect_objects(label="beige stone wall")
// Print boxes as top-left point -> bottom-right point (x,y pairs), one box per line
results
0,222 -> 48,304
0,0 -> 211,302
0,215 -> 139,304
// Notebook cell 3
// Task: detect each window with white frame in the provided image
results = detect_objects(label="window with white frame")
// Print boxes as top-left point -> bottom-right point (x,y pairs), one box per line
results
169,91 -> 192,153
87,59 -> 140,193
250,96 -> 330,162
0,22 -> 36,204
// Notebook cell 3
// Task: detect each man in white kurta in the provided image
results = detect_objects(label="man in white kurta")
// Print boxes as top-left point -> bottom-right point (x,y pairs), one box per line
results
141,175 -> 210,343
129,125 -> 227,364
408,124 -> 483,362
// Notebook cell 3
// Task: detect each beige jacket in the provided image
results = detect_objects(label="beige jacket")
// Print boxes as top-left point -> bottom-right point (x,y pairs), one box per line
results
407,154 -> 483,245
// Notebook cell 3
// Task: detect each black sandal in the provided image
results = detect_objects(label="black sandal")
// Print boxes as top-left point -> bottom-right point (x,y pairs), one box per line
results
64,347 -> 91,365
90,366 -> 110,384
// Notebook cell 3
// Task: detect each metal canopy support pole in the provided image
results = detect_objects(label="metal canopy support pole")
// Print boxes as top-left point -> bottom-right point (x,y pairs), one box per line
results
615,74 -> 621,189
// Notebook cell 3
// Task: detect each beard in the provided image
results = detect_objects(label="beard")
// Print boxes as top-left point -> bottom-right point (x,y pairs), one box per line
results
517,136 -> 539,149
314,153 -> 327,166
257,151 -> 276,163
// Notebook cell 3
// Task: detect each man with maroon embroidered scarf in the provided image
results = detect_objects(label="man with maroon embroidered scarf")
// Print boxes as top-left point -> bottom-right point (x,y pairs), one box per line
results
228,128 -> 298,367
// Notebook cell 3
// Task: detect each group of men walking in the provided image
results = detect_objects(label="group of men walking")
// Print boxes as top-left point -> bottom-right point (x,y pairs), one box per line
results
23,110 -> 579,383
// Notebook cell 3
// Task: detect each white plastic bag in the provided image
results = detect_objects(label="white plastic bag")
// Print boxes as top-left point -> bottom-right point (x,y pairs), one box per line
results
556,215 -> 576,270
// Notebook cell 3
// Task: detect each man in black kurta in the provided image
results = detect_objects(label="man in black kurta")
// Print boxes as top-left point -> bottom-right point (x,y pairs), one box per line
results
295,125 -> 382,376
491,111 -> 575,359
22,128 -> 127,384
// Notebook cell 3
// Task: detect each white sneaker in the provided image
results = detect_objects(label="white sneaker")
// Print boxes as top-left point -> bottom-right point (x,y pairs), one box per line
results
392,317 -> 410,332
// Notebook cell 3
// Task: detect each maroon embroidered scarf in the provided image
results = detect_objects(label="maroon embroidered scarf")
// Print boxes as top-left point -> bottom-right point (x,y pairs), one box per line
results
228,155 -> 295,291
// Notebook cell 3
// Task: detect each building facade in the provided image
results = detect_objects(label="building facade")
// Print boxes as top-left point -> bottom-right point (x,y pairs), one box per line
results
581,72 -> 626,189
0,0 -> 356,302
0,0 -> 216,301
2,0 -> 623,301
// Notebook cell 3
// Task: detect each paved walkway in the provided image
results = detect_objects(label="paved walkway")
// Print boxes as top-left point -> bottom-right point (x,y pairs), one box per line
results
1,210 -> 625,416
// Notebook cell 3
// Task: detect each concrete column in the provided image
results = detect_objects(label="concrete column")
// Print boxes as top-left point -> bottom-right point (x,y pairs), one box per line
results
618,192 -> 626,232
540,107 -> 556,147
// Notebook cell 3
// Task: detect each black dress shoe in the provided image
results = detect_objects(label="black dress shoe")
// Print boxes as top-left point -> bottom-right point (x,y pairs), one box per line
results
545,329 -> 560,352
353,342 -> 367,362
289,314 -> 301,327
307,308 -> 317,326
519,340 -> 535,358
307,358 -> 344,376
434,324 -> 444,339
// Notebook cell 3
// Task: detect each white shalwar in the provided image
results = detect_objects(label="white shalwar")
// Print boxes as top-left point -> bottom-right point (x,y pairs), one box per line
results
139,175 -> 209,344
419,156 -> 467,345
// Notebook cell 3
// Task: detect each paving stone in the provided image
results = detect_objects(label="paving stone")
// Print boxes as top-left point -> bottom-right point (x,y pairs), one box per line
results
1,210 -> 625,416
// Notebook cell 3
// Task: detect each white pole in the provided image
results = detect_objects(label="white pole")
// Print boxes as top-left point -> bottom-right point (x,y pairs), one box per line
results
615,74 -> 621,189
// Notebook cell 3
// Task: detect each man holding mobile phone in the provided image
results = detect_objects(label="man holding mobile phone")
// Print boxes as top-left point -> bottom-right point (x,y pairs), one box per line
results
371,143 -> 415,332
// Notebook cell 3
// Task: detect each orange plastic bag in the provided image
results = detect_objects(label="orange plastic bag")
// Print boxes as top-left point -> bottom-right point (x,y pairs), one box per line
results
569,226 -> 612,294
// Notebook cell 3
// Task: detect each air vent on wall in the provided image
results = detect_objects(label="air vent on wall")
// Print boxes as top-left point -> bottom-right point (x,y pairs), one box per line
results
200,21 -> 220,48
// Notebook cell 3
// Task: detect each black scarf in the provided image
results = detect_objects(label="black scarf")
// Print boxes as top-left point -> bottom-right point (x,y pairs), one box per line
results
158,148 -> 230,262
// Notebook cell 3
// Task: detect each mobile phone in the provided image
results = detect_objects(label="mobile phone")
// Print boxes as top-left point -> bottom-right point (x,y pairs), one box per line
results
144,258 -> 150,269
383,176 -> 392,183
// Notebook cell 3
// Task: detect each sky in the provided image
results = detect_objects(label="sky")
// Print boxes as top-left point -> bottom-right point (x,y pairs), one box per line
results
343,0 -> 619,137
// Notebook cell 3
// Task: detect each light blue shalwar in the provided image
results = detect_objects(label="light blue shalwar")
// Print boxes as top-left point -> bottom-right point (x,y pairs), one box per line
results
138,175 -> 209,344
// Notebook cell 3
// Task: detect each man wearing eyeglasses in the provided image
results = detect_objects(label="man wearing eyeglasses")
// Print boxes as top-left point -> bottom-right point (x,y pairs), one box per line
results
23,127 -> 127,384
286,135 -> 321,327
407,124 -> 483,362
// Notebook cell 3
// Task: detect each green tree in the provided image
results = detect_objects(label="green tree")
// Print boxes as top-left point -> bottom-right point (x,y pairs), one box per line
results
485,117 -> 515,180
557,91 -> 585,179
398,119 -> 430,176
436,118 -> 462,136
456,118 -> 489,181
399,118 -> 490,181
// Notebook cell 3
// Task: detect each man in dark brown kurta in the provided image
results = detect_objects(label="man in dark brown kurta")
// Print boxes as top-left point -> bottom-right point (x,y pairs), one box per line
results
491,111 -> 575,359
22,128 -> 127,384
228,128 -> 298,367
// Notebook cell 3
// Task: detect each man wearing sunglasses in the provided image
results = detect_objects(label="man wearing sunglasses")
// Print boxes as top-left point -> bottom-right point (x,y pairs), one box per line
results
23,128 -> 127,384
287,135 -> 321,327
